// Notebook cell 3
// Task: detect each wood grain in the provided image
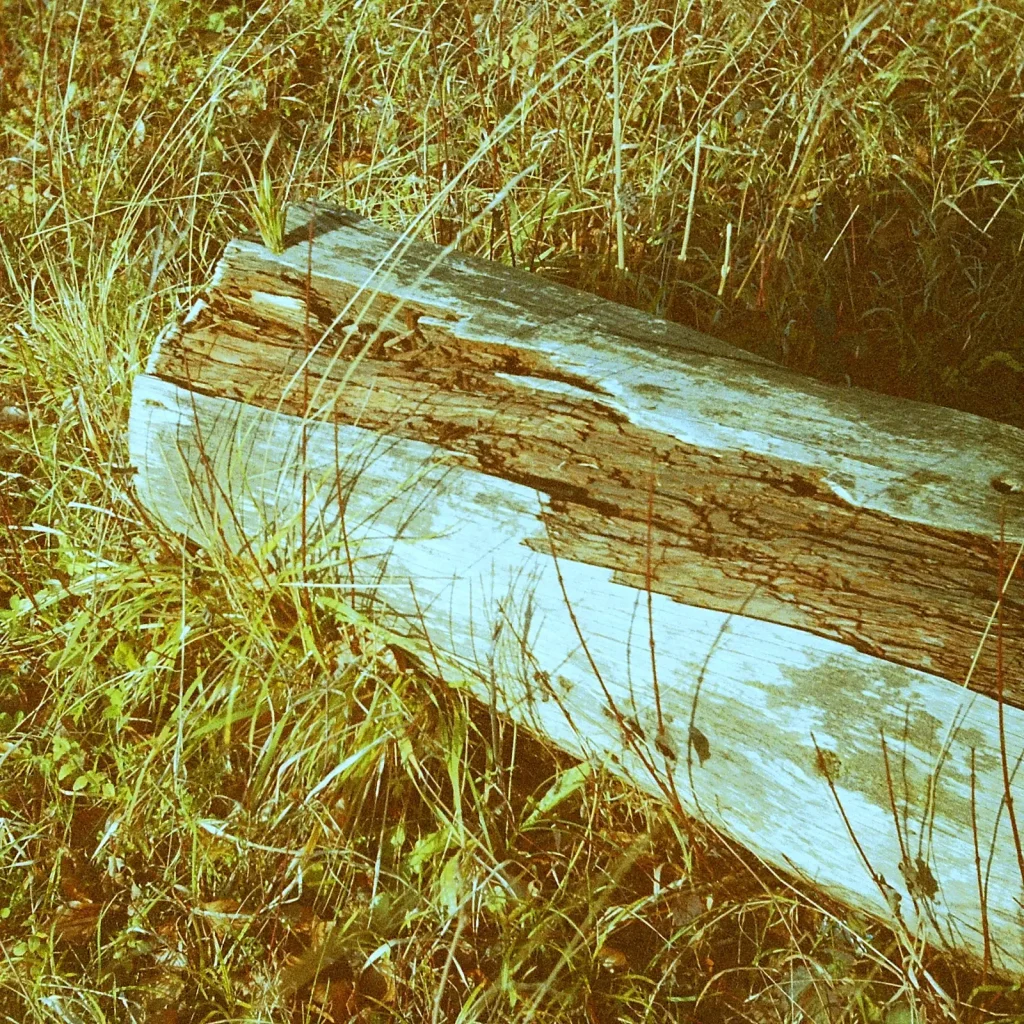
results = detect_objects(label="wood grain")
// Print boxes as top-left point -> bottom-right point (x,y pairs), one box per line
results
130,203 -> 1024,976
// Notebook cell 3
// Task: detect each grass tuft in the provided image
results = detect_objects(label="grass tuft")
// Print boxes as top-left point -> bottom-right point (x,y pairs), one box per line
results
244,131 -> 290,254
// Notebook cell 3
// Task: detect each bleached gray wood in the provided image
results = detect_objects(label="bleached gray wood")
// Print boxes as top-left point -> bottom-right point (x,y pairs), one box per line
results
130,373 -> 1024,977
128,203 -> 1024,977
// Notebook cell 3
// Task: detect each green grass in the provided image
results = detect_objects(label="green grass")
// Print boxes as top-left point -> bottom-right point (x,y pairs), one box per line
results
1,0 -> 1024,1020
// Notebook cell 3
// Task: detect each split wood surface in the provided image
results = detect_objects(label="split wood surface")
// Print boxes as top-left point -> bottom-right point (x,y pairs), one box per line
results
130,203 -> 1024,977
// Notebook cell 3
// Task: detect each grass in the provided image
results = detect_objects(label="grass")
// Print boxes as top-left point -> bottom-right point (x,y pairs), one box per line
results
1,0 -> 1023,1020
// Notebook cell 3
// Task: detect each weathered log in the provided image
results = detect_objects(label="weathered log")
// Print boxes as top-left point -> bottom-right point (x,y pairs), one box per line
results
129,202 -> 1024,976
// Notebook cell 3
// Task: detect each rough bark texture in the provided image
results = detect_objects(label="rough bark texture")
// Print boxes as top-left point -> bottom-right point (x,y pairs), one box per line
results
130,203 -> 1024,977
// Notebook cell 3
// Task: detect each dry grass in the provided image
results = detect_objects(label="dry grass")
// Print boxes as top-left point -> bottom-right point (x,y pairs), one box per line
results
1,0 -> 1024,1020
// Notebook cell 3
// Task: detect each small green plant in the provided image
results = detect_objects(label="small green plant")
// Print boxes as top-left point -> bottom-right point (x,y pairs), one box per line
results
244,131 -> 289,254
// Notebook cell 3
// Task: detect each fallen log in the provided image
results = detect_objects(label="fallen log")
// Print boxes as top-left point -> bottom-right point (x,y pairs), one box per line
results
129,202 -> 1024,977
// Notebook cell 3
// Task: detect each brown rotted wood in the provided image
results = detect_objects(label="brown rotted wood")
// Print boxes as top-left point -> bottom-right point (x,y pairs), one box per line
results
149,206 -> 1024,705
